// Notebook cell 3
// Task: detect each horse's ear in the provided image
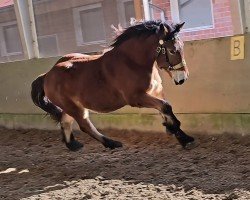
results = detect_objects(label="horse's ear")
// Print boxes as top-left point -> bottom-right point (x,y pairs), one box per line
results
157,23 -> 168,36
175,22 -> 185,32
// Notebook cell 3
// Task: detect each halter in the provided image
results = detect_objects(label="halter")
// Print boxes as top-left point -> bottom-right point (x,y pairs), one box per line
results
156,39 -> 186,71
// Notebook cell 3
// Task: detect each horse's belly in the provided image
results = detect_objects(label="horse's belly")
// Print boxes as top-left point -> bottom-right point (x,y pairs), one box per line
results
81,91 -> 126,113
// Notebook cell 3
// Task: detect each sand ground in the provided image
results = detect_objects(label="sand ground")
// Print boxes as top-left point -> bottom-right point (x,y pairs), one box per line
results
0,128 -> 249,200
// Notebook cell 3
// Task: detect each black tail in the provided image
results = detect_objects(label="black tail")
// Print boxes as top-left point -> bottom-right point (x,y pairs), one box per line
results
31,74 -> 63,122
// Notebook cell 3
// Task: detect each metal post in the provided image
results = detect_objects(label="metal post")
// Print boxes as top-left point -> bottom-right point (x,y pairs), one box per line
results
142,0 -> 150,20
28,0 -> 39,58
13,0 -> 39,59
243,0 -> 250,32
229,0 -> 244,34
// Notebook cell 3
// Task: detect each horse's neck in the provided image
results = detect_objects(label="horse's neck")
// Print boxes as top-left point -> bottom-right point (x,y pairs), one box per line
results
114,36 -> 158,71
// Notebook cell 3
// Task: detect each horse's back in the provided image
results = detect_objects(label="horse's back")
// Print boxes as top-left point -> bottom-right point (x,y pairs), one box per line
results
53,53 -> 102,69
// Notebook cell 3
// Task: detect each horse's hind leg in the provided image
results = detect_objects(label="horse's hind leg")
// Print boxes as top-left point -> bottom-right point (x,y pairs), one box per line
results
74,109 -> 122,149
61,113 -> 83,151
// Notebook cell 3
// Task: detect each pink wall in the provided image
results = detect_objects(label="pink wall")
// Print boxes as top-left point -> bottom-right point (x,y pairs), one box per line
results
0,0 -> 13,8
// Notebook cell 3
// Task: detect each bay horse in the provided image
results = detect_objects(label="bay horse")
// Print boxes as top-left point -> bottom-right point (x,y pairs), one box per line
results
31,20 -> 195,151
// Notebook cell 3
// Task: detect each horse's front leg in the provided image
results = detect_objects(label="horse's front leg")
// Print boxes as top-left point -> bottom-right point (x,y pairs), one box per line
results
161,103 -> 195,149
128,94 -> 195,149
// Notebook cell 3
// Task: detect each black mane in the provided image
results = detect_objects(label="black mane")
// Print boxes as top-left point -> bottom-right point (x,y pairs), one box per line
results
111,20 -> 175,48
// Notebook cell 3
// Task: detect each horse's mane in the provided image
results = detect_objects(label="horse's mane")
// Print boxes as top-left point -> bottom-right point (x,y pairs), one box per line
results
55,21 -> 177,69
111,20 -> 175,48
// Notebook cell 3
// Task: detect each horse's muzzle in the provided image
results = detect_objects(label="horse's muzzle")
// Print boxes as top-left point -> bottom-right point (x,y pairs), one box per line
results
174,79 -> 185,85
172,70 -> 188,85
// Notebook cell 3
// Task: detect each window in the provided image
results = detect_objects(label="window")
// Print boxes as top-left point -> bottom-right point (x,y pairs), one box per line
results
38,34 -> 59,57
0,22 -> 22,56
73,3 -> 106,46
171,0 -> 214,31
117,0 -> 135,27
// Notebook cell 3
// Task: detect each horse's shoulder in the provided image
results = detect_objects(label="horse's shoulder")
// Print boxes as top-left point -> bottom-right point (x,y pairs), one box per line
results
147,64 -> 163,97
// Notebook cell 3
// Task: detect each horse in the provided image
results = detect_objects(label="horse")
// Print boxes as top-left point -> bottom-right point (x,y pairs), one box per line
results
31,20 -> 195,151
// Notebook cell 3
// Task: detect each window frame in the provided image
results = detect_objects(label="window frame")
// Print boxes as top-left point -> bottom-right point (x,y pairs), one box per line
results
170,0 -> 215,32
0,21 -> 23,56
73,3 -> 106,46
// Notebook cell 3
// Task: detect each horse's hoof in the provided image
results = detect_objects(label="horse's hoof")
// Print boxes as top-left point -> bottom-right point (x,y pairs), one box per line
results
184,141 -> 198,150
175,131 -> 195,149
103,137 -> 123,149
66,140 -> 83,151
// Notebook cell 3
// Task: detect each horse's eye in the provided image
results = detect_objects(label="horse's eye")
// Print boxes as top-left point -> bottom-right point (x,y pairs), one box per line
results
169,50 -> 176,55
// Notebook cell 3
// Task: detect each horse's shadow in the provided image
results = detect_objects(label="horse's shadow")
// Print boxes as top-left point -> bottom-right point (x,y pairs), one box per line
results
0,129 -> 249,199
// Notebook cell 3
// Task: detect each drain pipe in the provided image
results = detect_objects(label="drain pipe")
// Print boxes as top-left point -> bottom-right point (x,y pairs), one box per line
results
142,0 -> 150,20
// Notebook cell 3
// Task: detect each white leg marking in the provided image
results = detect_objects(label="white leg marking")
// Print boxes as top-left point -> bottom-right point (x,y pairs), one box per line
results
61,114 -> 74,143
83,109 -> 89,119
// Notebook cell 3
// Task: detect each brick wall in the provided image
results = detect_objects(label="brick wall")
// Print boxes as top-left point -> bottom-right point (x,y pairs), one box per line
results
152,0 -> 234,41
151,0 -> 172,20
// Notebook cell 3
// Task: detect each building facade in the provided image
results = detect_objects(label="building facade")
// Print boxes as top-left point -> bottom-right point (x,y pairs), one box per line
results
151,0 -> 239,41
0,0 -> 248,62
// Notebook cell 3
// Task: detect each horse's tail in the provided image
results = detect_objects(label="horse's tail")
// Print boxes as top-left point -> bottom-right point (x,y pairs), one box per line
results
31,74 -> 63,122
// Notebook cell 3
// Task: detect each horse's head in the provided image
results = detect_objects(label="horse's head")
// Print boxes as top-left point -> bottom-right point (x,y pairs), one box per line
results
111,20 -> 189,85
155,22 -> 189,85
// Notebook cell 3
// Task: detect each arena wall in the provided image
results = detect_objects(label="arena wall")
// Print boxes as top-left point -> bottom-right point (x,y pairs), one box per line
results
0,34 -> 249,134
